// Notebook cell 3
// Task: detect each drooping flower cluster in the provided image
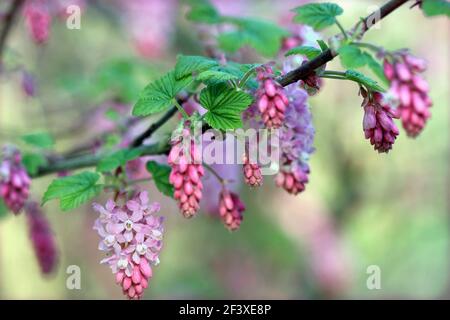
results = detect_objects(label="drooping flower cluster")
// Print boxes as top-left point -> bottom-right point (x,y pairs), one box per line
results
25,201 -> 58,274
242,153 -> 263,187
24,0 -> 51,45
275,80 -> 315,195
219,189 -> 245,231
383,51 -> 432,137
255,66 -> 289,129
362,90 -> 400,153
168,128 -> 204,218
93,191 -> 163,299
0,147 -> 30,214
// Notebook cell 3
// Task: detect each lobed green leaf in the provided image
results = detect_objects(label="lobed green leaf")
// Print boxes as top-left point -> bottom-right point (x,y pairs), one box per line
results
199,83 -> 253,130
42,172 -> 103,211
292,3 -> 344,30
132,71 -> 192,116
285,45 -> 322,59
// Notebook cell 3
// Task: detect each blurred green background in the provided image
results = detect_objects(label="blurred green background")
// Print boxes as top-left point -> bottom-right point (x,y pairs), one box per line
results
0,0 -> 448,299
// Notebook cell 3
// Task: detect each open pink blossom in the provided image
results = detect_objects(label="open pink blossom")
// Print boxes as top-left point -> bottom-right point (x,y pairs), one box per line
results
93,191 -> 163,299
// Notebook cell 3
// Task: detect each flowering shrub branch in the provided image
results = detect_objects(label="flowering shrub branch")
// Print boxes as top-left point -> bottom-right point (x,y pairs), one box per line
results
0,0 -> 448,299
24,0 -> 409,179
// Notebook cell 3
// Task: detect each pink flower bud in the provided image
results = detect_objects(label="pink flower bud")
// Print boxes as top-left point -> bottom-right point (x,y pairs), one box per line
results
218,190 -> 245,231
168,130 -> 204,218
26,202 -> 58,274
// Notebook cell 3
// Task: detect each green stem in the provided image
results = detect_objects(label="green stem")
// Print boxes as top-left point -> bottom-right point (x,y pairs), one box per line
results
320,75 -> 347,80
238,66 -> 258,88
335,19 -> 348,40
322,70 -> 347,77
32,140 -> 170,178
173,99 -> 189,119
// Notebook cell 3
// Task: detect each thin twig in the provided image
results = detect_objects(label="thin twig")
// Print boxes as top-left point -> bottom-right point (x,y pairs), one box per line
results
0,0 -> 25,62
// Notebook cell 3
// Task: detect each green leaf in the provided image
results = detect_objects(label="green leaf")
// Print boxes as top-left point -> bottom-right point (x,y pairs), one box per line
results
184,0 -> 222,24
422,0 -> 450,17
133,71 -> 192,116
22,132 -> 54,149
0,198 -> 8,219
365,54 -> 389,86
96,148 -> 141,172
42,172 -> 103,211
345,70 -> 386,92
292,2 -> 344,30
218,18 -> 289,57
199,83 -> 253,130
146,161 -> 174,197
196,69 -> 239,84
338,44 -> 368,69
285,45 -> 322,59
22,152 -> 47,176
175,55 -> 218,80
317,39 -> 329,51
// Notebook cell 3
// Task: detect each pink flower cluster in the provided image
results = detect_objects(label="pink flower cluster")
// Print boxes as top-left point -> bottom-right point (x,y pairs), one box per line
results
275,74 -> 315,195
242,154 -> 263,187
0,148 -> 30,214
255,66 -> 289,129
219,189 -> 245,231
362,90 -> 400,153
26,201 -> 58,274
383,52 -> 432,137
24,0 -> 51,44
93,191 -> 163,299
168,129 -> 204,218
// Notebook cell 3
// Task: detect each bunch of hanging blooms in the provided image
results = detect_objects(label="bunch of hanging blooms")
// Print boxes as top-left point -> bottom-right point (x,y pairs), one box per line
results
218,188 -> 246,231
168,125 -> 205,218
0,147 -> 30,214
361,88 -> 400,153
242,152 -> 263,188
254,65 -> 289,129
25,201 -> 58,274
383,50 -> 432,137
93,191 -> 163,299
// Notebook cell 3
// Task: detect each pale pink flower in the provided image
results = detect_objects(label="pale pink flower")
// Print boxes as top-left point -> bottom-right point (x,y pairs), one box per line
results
93,191 -> 163,299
